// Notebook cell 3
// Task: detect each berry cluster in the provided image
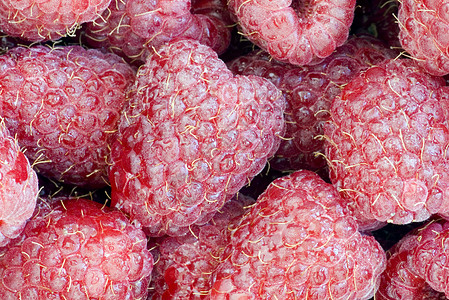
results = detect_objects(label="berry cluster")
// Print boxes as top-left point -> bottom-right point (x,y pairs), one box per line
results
1,0 -> 449,299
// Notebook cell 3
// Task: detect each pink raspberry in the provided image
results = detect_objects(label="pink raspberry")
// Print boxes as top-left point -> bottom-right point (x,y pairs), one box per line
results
210,170 -> 386,299
227,35 -> 397,173
0,118 -> 38,247
148,193 -> 254,299
0,45 -> 135,188
324,58 -> 449,225
84,0 -> 232,63
0,0 -> 111,42
109,39 -> 286,237
376,220 -> 446,299
227,0 -> 356,66
398,0 -> 449,76
0,197 -> 154,299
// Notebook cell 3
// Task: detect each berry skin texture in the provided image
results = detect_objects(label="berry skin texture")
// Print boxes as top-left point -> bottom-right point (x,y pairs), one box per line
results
84,0 -> 232,63
324,58 -> 449,225
148,193 -> 254,299
376,219 -> 446,299
0,197 -> 154,299
398,0 -> 449,76
0,118 -> 38,247
0,45 -> 135,188
0,0 -> 111,42
210,170 -> 386,299
109,39 -> 286,237
227,0 -> 356,66
227,35 -> 397,173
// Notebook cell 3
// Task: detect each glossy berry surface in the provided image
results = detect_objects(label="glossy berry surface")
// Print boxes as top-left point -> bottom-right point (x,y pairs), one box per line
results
0,45 -> 135,188
0,118 -> 38,247
84,0 -> 232,63
228,35 -> 397,172
325,58 -> 449,225
0,0 -> 111,42
148,193 -> 254,299
109,39 -> 286,237
227,0 -> 356,66
398,0 -> 449,76
210,170 -> 386,299
0,197 -> 153,299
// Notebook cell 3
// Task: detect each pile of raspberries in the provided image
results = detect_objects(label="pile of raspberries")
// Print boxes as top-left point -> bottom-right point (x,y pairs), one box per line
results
1,0 -> 449,299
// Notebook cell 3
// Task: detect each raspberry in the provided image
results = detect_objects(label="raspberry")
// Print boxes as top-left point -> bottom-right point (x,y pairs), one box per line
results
210,170 -> 386,299
109,39 -> 286,237
376,220 -> 446,299
84,0 -> 232,63
0,45 -> 135,188
148,193 -> 254,299
227,0 -> 356,66
0,118 -> 38,247
0,0 -> 111,42
0,197 -> 153,299
324,58 -> 449,225
227,35 -> 397,172
398,0 -> 449,76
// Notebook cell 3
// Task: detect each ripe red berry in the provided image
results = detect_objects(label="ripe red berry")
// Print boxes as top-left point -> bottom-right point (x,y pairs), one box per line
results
0,118 -> 38,247
109,39 -> 286,237
324,58 -> 449,225
210,170 -> 386,299
0,0 -> 111,42
398,0 -> 449,76
84,0 -> 232,63
0,197 -> 154,299
227,0 -> 357,66
0,45 -> 135,188
148,193 -> 254,299
227,35 -> 397,172
376,219 -> 447,299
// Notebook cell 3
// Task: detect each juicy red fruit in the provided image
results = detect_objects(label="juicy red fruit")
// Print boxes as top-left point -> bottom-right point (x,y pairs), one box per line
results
0,118 -> 38,247
0,197 -> 153,299
227,0 -> 357,66
0,45 -> 135,188
109,39 -> 286,237
324,58 -> 449,225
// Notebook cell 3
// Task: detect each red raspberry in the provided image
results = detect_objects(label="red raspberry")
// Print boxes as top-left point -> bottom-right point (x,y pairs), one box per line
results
148,193 -> 254,299
0,197 -> 153,299
227,35 -> 397,172
398,0 -> 449,76
227,0 -> 356,66
109,39 -> 286,237
0,45 -> 135,188
376,220 -> 446,299
324,58 -> 449,225
210,170 -> 386,299
0,118 -> 38,247
84,0 -> 232,63
0,0 -> 111,42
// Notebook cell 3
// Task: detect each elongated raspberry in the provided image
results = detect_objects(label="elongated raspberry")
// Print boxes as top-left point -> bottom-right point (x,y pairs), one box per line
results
0,118 -> 38,247
227,0 -> 356,66
210,170 -> 386,299
84,0 -> 232,63
0,45 -> 135,188
398,0 -> 449,75
324,58 -> 449,225
0,0 -> 111,42
0,197 -> 154,299
148,193 -> 254,299
109,39 -> 286,237
228,35 -> 397,172
376,220 -> 446,299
